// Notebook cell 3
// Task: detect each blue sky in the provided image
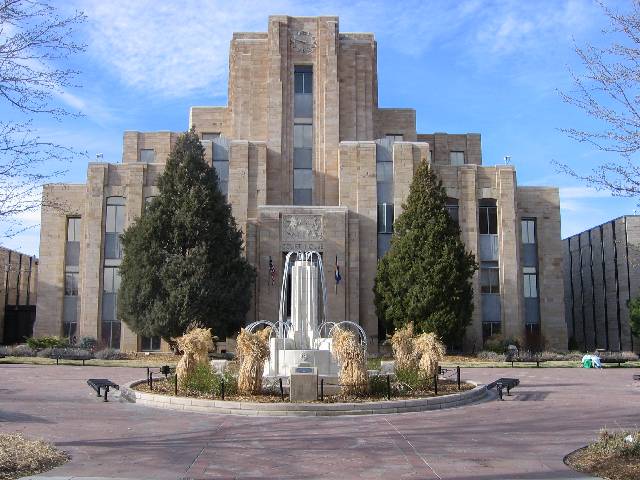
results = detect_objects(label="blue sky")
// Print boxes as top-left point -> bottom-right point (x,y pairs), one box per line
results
2,0 -> 637,256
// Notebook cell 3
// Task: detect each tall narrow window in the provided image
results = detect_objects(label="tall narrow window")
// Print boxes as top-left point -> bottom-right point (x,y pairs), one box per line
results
376,138 -> 394,258
445,198 -> 459,224
63,217 -> 81,340
481,260 -> 501,340
521,218 -> 540,327
212,137 -> 229,198
104,197 -> 125,260
293,65 -> 313,205
101,266 -> 121,349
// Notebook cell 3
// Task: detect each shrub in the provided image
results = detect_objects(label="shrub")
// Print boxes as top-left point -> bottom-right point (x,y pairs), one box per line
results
182,364 -> 236,396
483,335 -> 505,354
77,337 -> 98,351
368,374 -> 389,396
332,327 -> 368,396
601,351 -> 639,362
476,350 -> 506,361
26,336 -> 69,350
94,348 -> 127,360
52,348 -> 93,360
0,345 -> 13,356
395,366 -> 429,390
589,428 -> 640,459
12,345 -> 36,357
36,348 -> 53,358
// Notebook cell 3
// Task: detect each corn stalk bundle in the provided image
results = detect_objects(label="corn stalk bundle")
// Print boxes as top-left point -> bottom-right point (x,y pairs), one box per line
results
175,327 -> 214,386
415,332 -> 446,377
390,322 -> 419,371
332,327 -> 368,395
236,327 -> 271,395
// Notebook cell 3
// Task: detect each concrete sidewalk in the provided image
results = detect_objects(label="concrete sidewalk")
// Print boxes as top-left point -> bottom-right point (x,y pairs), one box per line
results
3,364 -> 632,479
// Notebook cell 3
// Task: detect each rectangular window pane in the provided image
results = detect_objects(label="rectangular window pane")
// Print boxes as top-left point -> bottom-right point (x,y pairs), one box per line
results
115,205 -> 125,233
219,181 -> 228,197
376,162 -> 393,183
377,233 -> 392,258
479,208 -> 488,234
293,188 -> 312,206
377,204 -> 394,234
294,169 -> 314,189
302,124 -> 312,147
377,183 -> 393,205
213,161 -> 229,182
139,149 -> 155,162
65,273 -> 78,296
103,267 -> 113,293
294,93 -> 313,118
488,207 -> 497,234
106,205 -> 116,232
294,124 -> 304,148
294,148 -> 312,169
450,151 -> 465,166
213,142 -> 228,161
295,72 -> 304,93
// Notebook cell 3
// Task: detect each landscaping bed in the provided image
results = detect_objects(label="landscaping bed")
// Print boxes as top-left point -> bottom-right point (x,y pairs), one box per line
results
565,429 -> 640,480
132,376 -> 472,403
0,433 -> 68,480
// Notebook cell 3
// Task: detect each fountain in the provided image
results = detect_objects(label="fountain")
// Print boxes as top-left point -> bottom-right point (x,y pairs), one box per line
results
246,251 -> 366,380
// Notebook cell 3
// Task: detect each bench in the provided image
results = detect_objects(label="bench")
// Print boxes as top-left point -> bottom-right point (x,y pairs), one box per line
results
487,377 -> 520,400
87,378 -> 119,402
600,358 -> 628,367
56,355 -> 89,366
510,359 -> 546,368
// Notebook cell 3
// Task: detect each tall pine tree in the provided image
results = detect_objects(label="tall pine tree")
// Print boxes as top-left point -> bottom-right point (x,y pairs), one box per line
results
374,160 -> 477,347
118,130 -> 255,341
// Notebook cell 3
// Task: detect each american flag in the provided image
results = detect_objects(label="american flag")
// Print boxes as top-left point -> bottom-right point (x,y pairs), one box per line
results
269,256 -> 277,285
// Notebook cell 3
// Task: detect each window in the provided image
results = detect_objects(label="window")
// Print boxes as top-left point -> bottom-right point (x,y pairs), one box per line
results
479,199 -> 497,235
377,138 -> 395,258
377,204 -> 394,234
521,219 -> 536,244
101,266 -> 121,349
201,132 -> 220,141
482,321 -> 501,339
141,336 -> 161,351
385,134 -> 403,142
105,197 -> 125,260
450,151 -> 465,166
212,138 -> 229,197
445,198 -> 459,223
481,262 -> 500,294
523,266 -> 538,298
139,149 -> 155,162
293,67 -> 313,206
294,65 -> 313,94
63,218 -> 80,340
65,273 -> 79,296
65,217 -> 81,267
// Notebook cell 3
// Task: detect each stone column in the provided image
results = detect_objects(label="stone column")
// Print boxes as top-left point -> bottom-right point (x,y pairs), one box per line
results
291,260 -> 318,349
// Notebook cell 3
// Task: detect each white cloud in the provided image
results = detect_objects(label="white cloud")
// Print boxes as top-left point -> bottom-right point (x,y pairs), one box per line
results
77,0 -> 597,98
559,186 -> 611,199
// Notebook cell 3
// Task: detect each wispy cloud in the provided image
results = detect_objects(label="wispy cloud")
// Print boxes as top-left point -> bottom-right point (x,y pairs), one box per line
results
559,186 -> 611,199
76,0 -> 598,99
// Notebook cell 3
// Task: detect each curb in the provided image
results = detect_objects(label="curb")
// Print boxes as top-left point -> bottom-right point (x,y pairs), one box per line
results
120,379 -> 488,416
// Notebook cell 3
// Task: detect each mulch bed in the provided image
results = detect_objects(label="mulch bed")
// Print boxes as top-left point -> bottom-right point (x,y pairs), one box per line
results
566,444 -> 640,480
133,378 -> 472,403
0,433 -> 69,480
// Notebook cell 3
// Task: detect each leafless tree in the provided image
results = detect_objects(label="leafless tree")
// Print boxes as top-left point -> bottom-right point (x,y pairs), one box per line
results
0,0 -> 86,237
557,1 -> 640,199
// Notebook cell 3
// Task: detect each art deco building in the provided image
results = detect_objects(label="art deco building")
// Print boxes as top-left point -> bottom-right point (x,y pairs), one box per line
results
34,15 -> 567,352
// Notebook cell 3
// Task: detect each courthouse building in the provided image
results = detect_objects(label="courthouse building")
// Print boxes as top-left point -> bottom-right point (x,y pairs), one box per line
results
34,15 -> 567,352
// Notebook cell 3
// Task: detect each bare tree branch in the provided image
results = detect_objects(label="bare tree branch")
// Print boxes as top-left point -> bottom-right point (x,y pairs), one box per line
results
0,1 -> 87,238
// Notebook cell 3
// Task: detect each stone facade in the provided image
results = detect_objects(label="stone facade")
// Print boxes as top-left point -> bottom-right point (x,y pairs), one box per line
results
563,216 -> 640,352
0,247 -> 38,344
35,15 -> 567,352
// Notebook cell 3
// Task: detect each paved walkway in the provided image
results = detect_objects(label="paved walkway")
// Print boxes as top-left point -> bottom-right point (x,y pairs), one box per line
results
1,364 -> 637,479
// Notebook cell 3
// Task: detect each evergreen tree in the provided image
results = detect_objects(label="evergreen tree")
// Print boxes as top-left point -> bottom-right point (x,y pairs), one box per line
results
118,130 -> 255,341
374,160 -> 477,347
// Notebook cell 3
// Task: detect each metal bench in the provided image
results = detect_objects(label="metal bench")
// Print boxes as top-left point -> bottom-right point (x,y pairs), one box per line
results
487,377 -> 519,400
600,358 -> 628,367
510,359 -> 546,368
87,378 -> 119,402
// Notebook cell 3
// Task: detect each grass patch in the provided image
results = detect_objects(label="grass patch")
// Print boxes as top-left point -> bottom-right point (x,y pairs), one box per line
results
566,429 -> 640,480
0,355 -> 177,368
0,433 -> 69,480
